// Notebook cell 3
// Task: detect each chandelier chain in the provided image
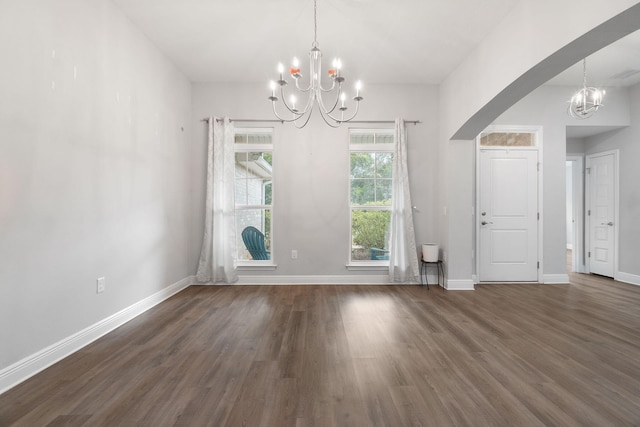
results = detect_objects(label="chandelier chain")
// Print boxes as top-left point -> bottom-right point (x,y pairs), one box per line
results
313,0 -> 318,47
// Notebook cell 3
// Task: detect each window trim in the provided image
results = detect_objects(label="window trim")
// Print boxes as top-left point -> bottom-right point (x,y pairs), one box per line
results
234,127 -> 275,266
347,128 -> 395,266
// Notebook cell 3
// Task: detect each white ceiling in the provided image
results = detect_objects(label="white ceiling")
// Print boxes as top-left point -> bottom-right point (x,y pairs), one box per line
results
112,0 -> 640,138
545,29 -> 640,88
112,0 -> 521,84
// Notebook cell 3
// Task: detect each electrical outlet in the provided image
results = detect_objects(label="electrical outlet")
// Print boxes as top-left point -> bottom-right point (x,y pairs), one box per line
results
96,277 -> 106,294
291,250 -> 298,259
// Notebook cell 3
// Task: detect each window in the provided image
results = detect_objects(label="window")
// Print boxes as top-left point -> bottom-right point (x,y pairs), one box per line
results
349,129 -> 394,263
234,128 -> 273,263
479,131 -> 536,147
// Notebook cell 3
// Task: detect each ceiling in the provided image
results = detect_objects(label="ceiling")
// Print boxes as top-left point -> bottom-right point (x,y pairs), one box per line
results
111,0 -> 521,84
112,0 -> 640,137
545,29 -> 640,88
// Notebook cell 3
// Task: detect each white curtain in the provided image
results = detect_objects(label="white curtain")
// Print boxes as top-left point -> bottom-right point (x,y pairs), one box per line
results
196,117 -> 238,284
388,118 -> 420,283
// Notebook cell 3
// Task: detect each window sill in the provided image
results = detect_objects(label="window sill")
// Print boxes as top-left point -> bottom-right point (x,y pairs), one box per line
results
238,262 -> 277,271
346,263 -> 389,271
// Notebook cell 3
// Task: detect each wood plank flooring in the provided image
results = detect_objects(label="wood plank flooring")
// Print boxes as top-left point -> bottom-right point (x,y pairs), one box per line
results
2,273 -> 640,426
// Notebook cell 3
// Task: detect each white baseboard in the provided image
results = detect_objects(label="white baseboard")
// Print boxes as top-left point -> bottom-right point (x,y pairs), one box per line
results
616,271 -> 640,287
0,276 -> 194,395
543,274 -> 570,284
444,279 -> 475,290
235,275 -> 410,285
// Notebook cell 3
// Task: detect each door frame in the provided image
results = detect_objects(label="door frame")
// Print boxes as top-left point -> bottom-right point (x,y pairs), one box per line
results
475,125 -> 543,283
585,149 -> 619,278
566,154 -> 585,273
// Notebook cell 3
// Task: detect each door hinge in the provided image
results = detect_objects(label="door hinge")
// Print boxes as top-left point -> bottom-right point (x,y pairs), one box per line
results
588,251 -> 591,258
588,209 -> 591,216
537,261 -> 540,269
586,167 -> 591,174
537,162 -> 540,172
537,212 -> 540,220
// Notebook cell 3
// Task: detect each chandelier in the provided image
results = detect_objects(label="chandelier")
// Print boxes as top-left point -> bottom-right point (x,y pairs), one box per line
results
568,58 -> 605,119
268,0 -> 363,128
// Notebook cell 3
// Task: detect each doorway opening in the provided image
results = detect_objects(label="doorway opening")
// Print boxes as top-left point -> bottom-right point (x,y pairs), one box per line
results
566,155 -> 584,273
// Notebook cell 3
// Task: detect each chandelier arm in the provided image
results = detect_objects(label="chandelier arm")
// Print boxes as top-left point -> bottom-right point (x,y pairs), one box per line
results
278,84 -> 294,113
316,85 -> 341,115
271,101 -> 303,123
293,110 -> 316,129
278,84 -> 305,115
319,79 -> 337,92
294,77 -> 313,92
299,91 -> 316,116
275,82 -> 316,118
342,100 -> 362,122
326,98 -> 361,124
316,108 -> 342,128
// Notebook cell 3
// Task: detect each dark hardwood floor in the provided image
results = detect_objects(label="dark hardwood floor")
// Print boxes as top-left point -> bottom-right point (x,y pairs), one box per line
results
2,272 -> 640,426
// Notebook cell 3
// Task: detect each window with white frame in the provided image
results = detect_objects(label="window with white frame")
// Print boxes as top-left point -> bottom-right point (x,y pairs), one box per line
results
234,128 -> 273,263
349,129 -> 394,263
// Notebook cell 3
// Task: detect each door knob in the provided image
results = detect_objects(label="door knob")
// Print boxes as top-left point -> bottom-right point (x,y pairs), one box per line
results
481,221 -> 493,225
601,222 -> 614,226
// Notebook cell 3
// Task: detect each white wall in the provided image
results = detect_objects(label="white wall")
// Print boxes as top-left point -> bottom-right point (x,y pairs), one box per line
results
492,85 -> 630,277
567,138 -> 586,154
0,0 -> 192,372
583,83 -> 640,278
190,83 -> 438,280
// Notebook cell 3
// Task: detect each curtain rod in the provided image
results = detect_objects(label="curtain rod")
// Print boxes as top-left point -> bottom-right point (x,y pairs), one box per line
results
200,118 -> 420,125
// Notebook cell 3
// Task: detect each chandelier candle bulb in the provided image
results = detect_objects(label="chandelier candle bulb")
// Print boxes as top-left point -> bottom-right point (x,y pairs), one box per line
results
268,81 -> 278,101
333,58 -> 342,77
290,57 -> 301,77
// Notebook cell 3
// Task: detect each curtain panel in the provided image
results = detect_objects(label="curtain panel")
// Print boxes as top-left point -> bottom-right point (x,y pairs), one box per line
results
196,117 -> 238,284
388,118 -> 420,283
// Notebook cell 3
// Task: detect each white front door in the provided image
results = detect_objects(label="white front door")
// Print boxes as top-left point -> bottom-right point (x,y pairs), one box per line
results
587,152 -> 616,277
479,149 -> 539,281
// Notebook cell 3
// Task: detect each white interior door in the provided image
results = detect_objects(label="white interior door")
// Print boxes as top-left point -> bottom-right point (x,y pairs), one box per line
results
479,149 -> 539,281
587,152 -> 616,277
